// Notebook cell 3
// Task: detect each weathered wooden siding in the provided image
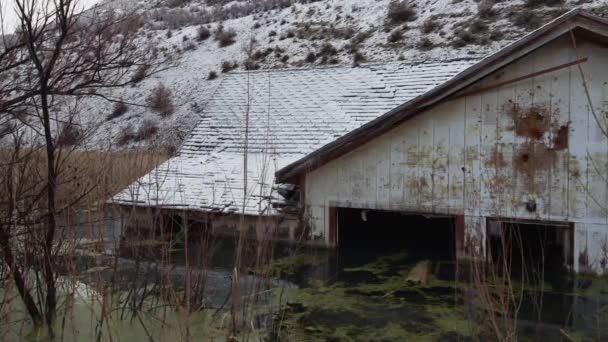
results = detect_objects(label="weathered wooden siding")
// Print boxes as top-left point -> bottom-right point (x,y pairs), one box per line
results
304,35 -> 608,272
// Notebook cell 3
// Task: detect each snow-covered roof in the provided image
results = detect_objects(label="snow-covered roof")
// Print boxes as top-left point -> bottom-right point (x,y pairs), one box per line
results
113,60 -> 478,215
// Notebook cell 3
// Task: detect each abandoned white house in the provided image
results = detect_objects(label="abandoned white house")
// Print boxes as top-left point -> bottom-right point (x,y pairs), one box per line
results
276,9 -> 608,274
116,9 -> 608,273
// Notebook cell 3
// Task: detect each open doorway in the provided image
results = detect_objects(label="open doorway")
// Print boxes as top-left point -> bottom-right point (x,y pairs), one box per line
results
486,219 -> 574,279
335,207 -> 456,261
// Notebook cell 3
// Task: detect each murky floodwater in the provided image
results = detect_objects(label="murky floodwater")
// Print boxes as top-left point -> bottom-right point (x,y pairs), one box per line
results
269,246 -> 608,341
9,212 -> 608,341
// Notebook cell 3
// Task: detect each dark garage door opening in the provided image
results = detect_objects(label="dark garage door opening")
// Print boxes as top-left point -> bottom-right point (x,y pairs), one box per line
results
487,219 -> 574,279
335,207 -> 456,261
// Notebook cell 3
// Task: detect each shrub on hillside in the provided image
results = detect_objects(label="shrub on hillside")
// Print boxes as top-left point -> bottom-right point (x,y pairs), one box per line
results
135,120 -> 159,141
56,123 -> 82,146
117,126 -> 136,146
417,37 -> 435,50
131,65 -> 150,84
197,26 -> 211,41
353,51 -> 366,65
421,17 -> 440,34
387,1 -> 417,24
511,9 -> 542,30
147,83 -> 175,117
221,61 -> 238,73
478,0 -> 496,19
214,25 -> 237,47
305,52 -> 317,63
387,28 -> 404,43
107,102 -> 129,121
318,42 -> 338,57
525,0 -> 564,8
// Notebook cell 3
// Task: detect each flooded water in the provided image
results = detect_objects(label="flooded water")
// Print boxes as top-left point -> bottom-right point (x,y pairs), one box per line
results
269,247 -> 608,341
17,212 -> 608,341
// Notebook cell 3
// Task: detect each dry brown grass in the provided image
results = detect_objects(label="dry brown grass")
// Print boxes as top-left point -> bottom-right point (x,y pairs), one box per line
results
0,147 -> 169,211
59,149 -> 169,206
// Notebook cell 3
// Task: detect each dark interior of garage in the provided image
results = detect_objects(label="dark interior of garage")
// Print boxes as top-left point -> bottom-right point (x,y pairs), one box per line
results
487,220 -> 573,279
336,207 -> 456,261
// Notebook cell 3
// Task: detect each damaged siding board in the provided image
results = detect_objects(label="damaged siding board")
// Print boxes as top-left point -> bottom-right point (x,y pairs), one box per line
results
376,134 -> 391,208
418,112 -> 435,211
511,45 -> 537,220
464,94 -> 482,217
403,116 -> 420,208
495,66 -> 517,218
585,43 -> 608,222
548,38 -> 573,220
479,86 -> 500,216
532,42 -> 555,219
569,40 -> 590,221
389,129 -> 406,207
432,106 -> 452,213
447,99 -> 467,214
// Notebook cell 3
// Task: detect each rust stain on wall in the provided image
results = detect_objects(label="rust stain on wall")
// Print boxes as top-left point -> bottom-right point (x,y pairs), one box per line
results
513,142 -> 558,180
507,103 -> 553,140
503,102 -> 569,190
485,148 -> 508,169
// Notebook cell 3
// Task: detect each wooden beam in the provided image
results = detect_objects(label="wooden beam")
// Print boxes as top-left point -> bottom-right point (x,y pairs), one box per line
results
453,58 -> 588,99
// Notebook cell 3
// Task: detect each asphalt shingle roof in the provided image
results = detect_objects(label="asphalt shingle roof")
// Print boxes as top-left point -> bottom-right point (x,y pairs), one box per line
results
113,60 -> 477,215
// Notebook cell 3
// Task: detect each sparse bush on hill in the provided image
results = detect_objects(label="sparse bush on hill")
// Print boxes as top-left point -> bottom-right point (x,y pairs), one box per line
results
208,71 -> 218,80
56,123 -> 82,146
305,52 -> 317,63
117,120 -> 160,145
417,37 -> 435,50
318,42 -> 338,64
387,28 -> 405,43
478,0 -> 496,19
117,126 -> 135,146
511,9 -> 543,30
387,1 -> 417,24
221,61 -> 238,73
108,102 -> 129,121
135,119 -> 160,141
469,20 -> 489,35
182,40 -> 196,51
214,25 -> 237,47
131,65 -> 150,84
421,17 -> 440,34
197,26 -> 211,41
166,0 -> 191,8
244,60 -> 261,70
452,19 -> 492,47
353,51 -> 366,65
346,30 -> 371,54
525,0 -> 564,8
147,83 -> 175,117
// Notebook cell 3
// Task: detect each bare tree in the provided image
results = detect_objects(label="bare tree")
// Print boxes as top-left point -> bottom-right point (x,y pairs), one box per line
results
0,0 -> 167,335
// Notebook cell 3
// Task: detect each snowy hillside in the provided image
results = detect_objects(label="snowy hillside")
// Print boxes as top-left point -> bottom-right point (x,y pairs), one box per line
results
82,0 -> 607,151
